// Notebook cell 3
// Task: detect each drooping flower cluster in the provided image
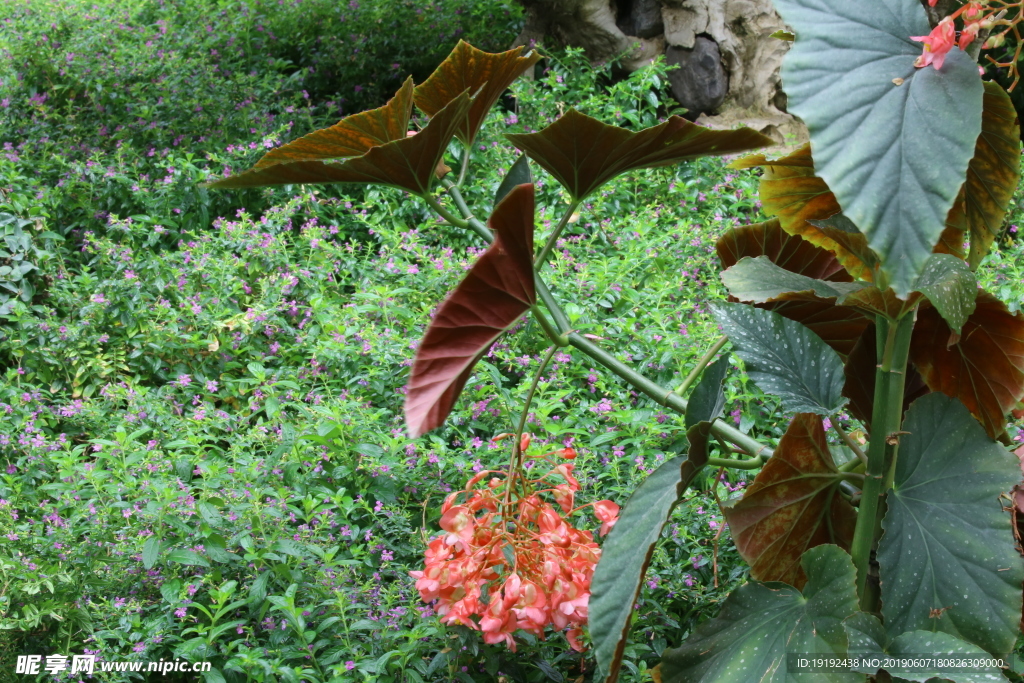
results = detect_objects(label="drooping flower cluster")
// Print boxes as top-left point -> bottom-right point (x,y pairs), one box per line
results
912,1 -> 1015,72
409,436 -> 620,652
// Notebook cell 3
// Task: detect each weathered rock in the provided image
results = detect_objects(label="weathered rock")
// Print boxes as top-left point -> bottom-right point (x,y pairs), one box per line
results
665,37 -> 728,117
513,0 -> 808,145
616,0 -> 664,39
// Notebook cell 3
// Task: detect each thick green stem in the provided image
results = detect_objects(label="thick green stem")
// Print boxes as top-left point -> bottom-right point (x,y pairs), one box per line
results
534,200 -> 581,269
567,332 -> 773,459
707,457 -> 764,470
446,184 -> 476,223
422,192 -> 469,230
676,336 -> 729,395
530,305 -> 568,346
850,312 -> 915,610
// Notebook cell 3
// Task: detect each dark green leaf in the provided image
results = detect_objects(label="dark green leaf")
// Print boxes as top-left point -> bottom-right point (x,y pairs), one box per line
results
198,501 -> 223,527
166,549 -> 211,568
721,256 -> 868,305
684,354 -> 730,431
658,545 -> 860,682
773,0 -> 984,296
495,154 -> 531,206
592,449 -> 708,682
711,302 -> 847,415
911,254 -> 977,334
878,393 -> 1023,656
844,612 -> 1005,683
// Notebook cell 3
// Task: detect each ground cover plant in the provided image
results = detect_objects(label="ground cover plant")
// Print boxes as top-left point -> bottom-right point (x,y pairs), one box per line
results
204,0 -> 1024,681
0,9 -> 773,679
2,1 -> 1024,682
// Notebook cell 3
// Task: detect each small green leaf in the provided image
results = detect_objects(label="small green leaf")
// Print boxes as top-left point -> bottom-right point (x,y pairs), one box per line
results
142,537 -> 161,570
684,354 -> 730,431
910,253 -> 977,334
844,612 -> 1005,683
711,302 -> 847,415
495,154 -> 532,206
659,545 -> 860,682
721,256 -> 869,305
166,549 -> 211,568
591,449 -> 709,682
878,393 -> 1023,656
198,501 -> 223,527
773,0 -> 984,296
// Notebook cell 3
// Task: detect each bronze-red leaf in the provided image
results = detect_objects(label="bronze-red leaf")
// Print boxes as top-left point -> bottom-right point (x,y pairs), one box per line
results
254,77 -> 414,168
722,413 -> 857,589
910,291 -> 1024,438
506,109 -> 772,200
405,184 -> 537,437
207,89 -> 471,195
414,40 -> 541,146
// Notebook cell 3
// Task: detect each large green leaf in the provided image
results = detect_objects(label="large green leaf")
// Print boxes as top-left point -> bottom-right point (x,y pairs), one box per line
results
591,430 -> 710,683
722,255 -> 869,305
658,545 -> 861,682
723,414 -> 857,589
878,393 -> 1023,656
772,0 -> 984,297
711,302 -> 847,415
844,611 -> 1008,682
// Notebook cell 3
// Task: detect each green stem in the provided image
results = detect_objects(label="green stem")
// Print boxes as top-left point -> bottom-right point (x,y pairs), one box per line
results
676,335 -> 729,395
421,192 -> 469,230
850,312 -> 915,610
456,145 -> 470,188
566,332 -> 773,459
707,457 -> 764,470
534,199 -> 581,268
833,421 -> 868,465
530,304 -> 568,346
446,184 -> 476,223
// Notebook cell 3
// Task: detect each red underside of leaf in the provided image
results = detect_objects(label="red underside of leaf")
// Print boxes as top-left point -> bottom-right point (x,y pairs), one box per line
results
405,184 -> 537,438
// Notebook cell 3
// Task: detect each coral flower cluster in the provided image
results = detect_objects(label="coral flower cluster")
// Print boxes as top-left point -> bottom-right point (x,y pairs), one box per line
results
912,1 -> 1012,71
409,438 -> 620,652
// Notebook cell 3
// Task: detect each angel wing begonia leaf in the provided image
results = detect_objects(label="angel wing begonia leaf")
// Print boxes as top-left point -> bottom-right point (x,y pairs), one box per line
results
414,40 -> 541,146
722,413 -> 857,589
505,109 -> 772,201
253,77 -> 414,169
206,90 -> 472,195
404,184 -> 536,438
910,291 -> 1024,439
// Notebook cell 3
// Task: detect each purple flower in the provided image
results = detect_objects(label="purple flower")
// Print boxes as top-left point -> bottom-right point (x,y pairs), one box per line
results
346,661 -> 356,671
